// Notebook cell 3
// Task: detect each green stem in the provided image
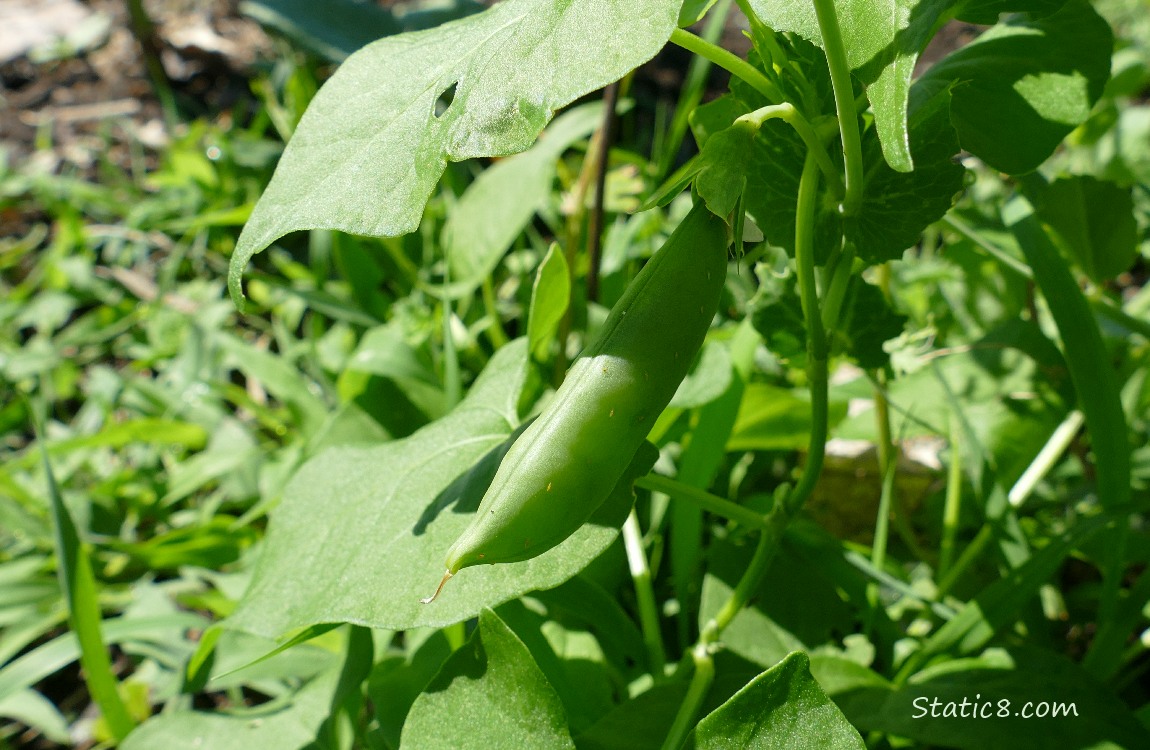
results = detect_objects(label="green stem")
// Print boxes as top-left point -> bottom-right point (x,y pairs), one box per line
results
787,152 -> 830,514
669,28 -> 785,103
481,277 -> 509,349
660,642 -> 715,750
810,0 -> 863,215
737,105 -> 844,198
623,511 -> 667,677
938,412 -> 963,578
820,241 -> 856,331
1008,410 -> 1085,507
636,475 -> 768,530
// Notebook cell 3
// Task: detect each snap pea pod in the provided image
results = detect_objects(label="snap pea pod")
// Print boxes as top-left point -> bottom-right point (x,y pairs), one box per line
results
423,201 -> 728,602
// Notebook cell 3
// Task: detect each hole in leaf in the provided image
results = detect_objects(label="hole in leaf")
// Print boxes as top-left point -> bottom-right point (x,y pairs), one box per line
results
434,81 -> 458,119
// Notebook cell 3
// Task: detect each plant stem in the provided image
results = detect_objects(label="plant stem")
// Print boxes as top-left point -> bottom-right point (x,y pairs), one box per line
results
737,105 -> 844,198
636,475 -> 769,531
786,152 -> 830,514
480,277 -> 509,349
660,151 -> 834,749
586,80 -> 620,303
623,511 -> 667,677
810,0 -> 864,215
660,641 -> 715,750
1008,410 -> 1085,507
669,28 -> 785,103
938,412 -> 963,578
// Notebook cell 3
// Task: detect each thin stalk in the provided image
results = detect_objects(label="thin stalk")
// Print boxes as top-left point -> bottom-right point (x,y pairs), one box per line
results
636,475 -> 769,531
1008,410 -> 1085,507
623,511 -> 667,677
480,277 -> 509,349
810,0 -> 863,215
737,105 -> 844,197
786,152 -> 829,514
820,241 -> 856,331
660,642 -> 714,750
660,150 -> 834,749
586,81 -> 620,303
938,412 -> 963,578
938,523 -> 993,596
669,28 -> 785,103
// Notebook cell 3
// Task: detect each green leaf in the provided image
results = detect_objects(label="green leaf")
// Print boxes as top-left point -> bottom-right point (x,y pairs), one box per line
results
123,656 -> 347,750
679,0 -> 720,27
728,384 -> 848,452
1004,195 -> 1131,507
669,340 -> 733,409
917,0 -> 1112,174
400,608 -> 577,750
954,0 -> 1069,26
230,0 -> 682,304
852,84 -> 965,263
527,243 -> 571,364
227,340 -> 652,635
574,683 -> 691,750
1028,175 -> 1138,283
834,277 -> 907,368
694,652 -> 866,749
442,103 -> 604,299
700,535 -> 857,669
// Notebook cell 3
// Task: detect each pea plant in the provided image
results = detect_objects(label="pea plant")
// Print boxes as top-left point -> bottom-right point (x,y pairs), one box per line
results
114,0 -> 1146,747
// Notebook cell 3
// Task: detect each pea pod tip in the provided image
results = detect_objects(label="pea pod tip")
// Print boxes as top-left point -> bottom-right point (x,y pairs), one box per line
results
420,569 -> 453,604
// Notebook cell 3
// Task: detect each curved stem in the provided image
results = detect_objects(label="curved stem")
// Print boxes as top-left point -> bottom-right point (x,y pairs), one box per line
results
737,104 -> 844,198
811,0 -> 864,215
787,152 -> 830,514
670,28 -> 785,104
660,642 -> 714,750
636,475 -> 769,531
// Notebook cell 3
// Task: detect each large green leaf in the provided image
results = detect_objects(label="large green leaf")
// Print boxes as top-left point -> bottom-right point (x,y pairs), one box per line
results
227,340 -> 652,636
229,0 -> 682,304
694,652 -> 866,749
399,608 -> 576,749
917,0 -> 1112,174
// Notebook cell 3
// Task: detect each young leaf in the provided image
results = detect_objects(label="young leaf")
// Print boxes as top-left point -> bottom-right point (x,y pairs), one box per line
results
229,0 -> 682,305
527,243 -> 570,364
693,652 -> 866,749
400,609 -> 577,750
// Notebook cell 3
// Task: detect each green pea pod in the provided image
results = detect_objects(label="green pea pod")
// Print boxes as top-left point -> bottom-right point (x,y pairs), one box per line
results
423,201 -> 728,602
